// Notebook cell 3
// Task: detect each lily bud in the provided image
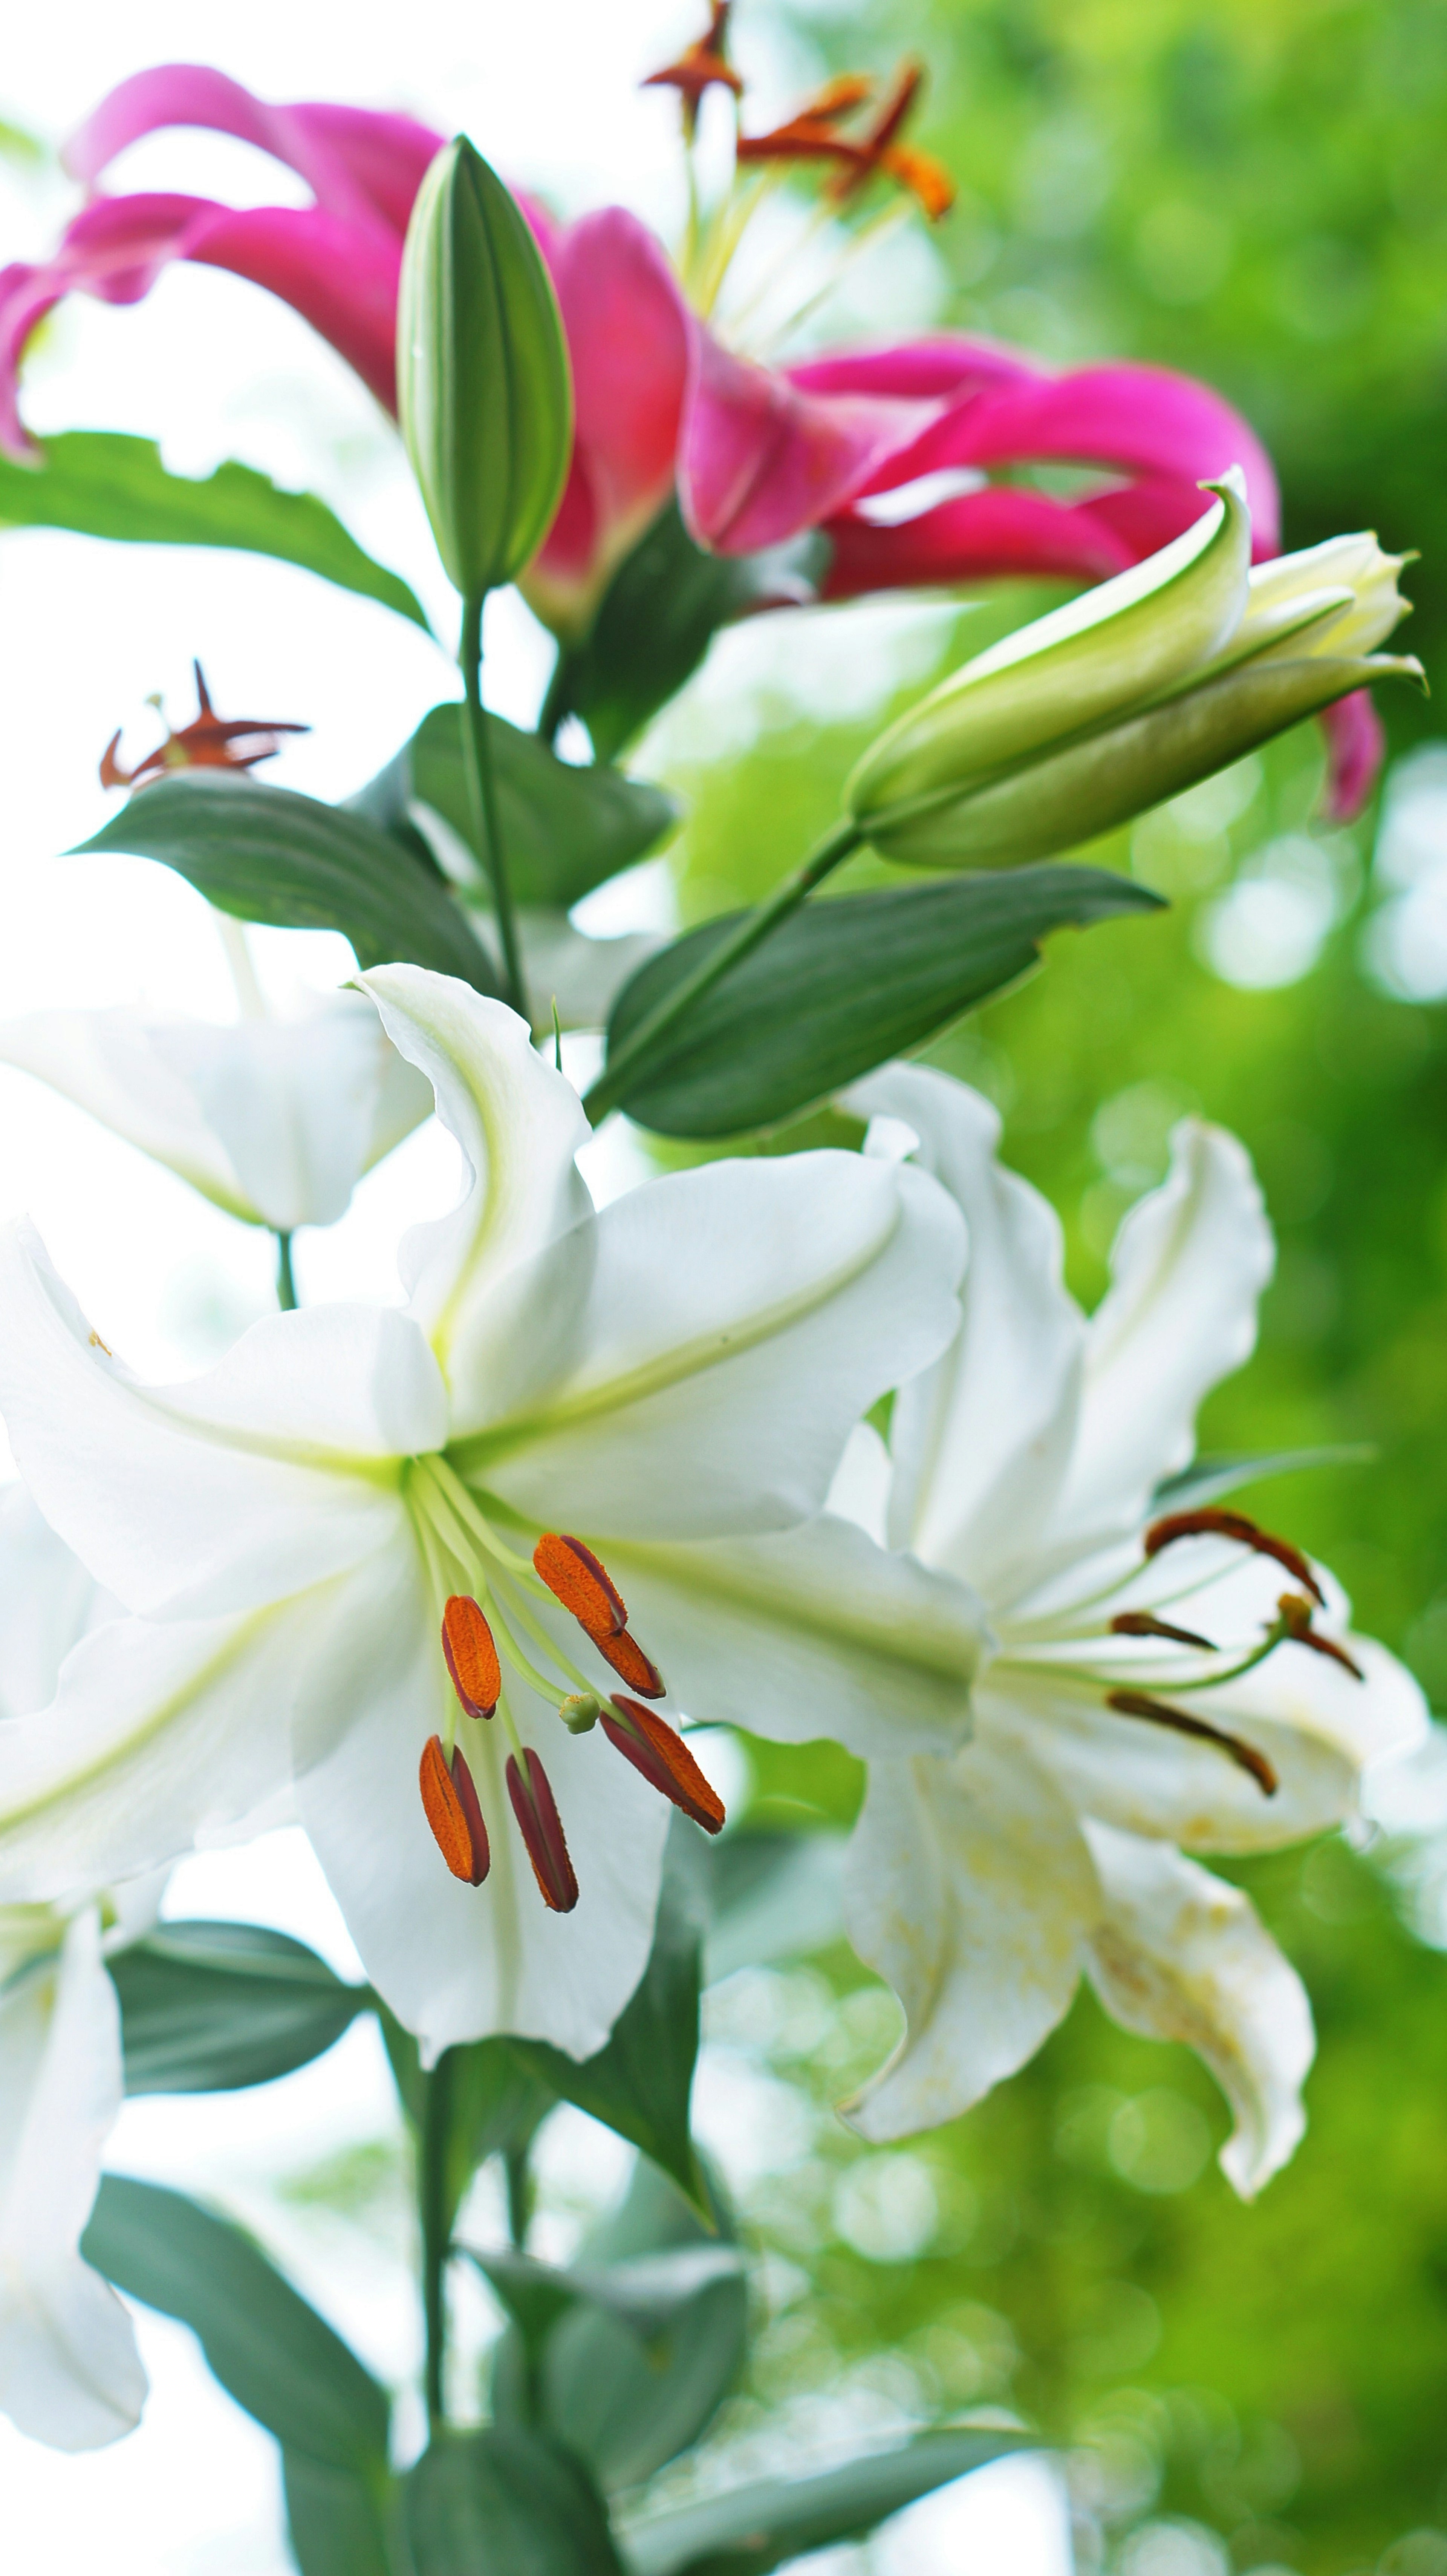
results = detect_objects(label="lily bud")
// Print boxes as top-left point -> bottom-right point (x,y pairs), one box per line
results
397,136 -> 574,602
846,476 -> 1423,870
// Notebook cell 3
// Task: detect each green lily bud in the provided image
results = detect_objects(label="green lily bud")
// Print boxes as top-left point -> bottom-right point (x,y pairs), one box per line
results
397,136 -> 573,602
846,482 -> 1422,870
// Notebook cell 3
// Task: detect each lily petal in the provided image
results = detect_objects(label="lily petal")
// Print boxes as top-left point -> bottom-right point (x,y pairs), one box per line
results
824,484 -> 1135,599
0,1484 -> 107,1723
842,1734 -> 1097,2141
1319,687 -> 1386,822
1083,1820 -> 1314,2197
0,1909 -> 146,2449
681,331 -> 942,557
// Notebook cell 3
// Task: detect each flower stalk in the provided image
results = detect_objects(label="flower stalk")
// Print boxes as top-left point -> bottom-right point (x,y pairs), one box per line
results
459,592 -> 528,1020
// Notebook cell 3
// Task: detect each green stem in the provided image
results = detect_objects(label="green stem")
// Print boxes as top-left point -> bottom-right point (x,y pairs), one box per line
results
504,2140 -> 533,2252
460,590 -> 528,1020
420,2052 -> 455,2430
274,1231 -> 297,1312
581,810 -> 864,1126
536,648 -> 575,747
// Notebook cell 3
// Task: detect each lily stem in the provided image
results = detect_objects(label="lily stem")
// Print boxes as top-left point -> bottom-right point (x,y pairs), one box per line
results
460,589 -> 528,1021
581,810 -> 865,1126
274,1231 -> 297,1312
420,2051 -> 454,2430
504,2140 -> 532,2251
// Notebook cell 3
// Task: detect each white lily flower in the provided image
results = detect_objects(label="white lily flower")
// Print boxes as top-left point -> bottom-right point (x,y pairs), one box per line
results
0,983 -> 434,1234
0,971 -> 980,2063
0,1485 -> 149,2450
835,1066 -> 1426,2194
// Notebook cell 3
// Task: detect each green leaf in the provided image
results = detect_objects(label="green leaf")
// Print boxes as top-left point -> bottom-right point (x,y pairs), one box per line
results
1152,1445 -> 1377,1512
353,704 -> 679,910
508,1824 -> 707,2207
74,770 -> 499,988
0,432 -> 429,629
546,501 -> 826,764
619,2429 -> 1033,2576
407,2427 -> 624,2576
282,2453 -> 404,2576
701,1828 -> 847,1984
83,2175 -> 390,2472
604,863 -> 1164,1138
398,139 -> 573,600
112,1920 -> 365,2094
380,2014 -> 556,2244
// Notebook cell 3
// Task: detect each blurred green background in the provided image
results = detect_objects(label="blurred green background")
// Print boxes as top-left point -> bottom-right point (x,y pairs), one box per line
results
642,3 -> 1447,2570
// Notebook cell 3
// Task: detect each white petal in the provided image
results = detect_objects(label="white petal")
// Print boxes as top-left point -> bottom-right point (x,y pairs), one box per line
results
841,1733 -> 1097,2141
1083,1820 -> 1315,2196
848,1066 -> 1083,1600
0,1910 -> 146,2448
0,1007 -> 249,1217
606,1515 -> 983,1757
291,1537 -> 669,2058
0,1222 -> 429,1617
0,1584 -> 350,1900
0,1484 -> 104,1720
1045,1122 -> 1274,1551
470,1152 -> 965,1541
359,968 -> 593,1418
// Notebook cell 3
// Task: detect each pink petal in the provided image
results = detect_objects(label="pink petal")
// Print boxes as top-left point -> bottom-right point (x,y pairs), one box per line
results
681,329 -> 942,555
789,333 -> 1044,402
1318,689 -> 1386,823
823,485 -> 1134,599
284,104 -> 444,236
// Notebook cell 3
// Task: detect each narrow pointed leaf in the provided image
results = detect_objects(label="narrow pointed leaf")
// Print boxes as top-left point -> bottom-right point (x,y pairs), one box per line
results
604,864 -> 1164,1138
1152,1445 -> 1377,1512
406,2427 -> 625,2576
74,770 -> 499,988
0,431 -> 429,628
83,2175 -> 390,2472
112,1919 -> 364,2093
619,2430 -> 1034,2576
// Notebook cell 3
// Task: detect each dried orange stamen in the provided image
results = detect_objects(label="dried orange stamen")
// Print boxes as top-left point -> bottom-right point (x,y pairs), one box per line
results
534,1533 -> 627,1635
1143,1506 -> 1325,1606
441,1593 -> 500,1719
100,659 -> 308,794
1105,1689 -> 1278,1797
1277,1592 -> 1364,1680
420,1734 -> 491,1884
642,1 -> 743,130
737,58 -> 955,220
602,1696 -> 726,1833
507,1748 -> 579,1912
1110,1610 -> 1217,1651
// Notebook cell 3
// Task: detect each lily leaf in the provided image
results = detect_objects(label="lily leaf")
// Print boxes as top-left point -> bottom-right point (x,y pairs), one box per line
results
619,2429 -> 1033,2576
0,431 -> 429,629
380,2014 -> 556,2248
602,864 -> 1164,1138
83,2175 -> 390,2473
508,1824 -> 707,2208
352,704 -> 679,910
1152,1445 -> 1377,1512
74,771 -> 499,989
701,1828 -> 848,1985
282,2454 -> 404,2576
407,2427 -> 625,2576
112,1920 -> 365,2094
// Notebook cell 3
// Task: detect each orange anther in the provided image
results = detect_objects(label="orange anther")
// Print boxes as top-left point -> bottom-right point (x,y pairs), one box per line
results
1110,1610 -> 1216,1652
642,1 -> 743,129
506,1748 -> 579,1912
101,660 -> 307,795
592,1627 -> 665,1699
534,1533 -> 627,1636
1105,1690 -> 1278,1797
602,1697 -> 725,1834
441,1593 -> 500,1719
420,1734 -> 491,1884
1143,1507 -> 1325,1607
1277,1593 -> 1364,1680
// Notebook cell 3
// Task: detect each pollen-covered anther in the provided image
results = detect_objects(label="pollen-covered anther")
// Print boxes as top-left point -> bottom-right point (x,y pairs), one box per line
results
534,1533 -> 628,1635
1110,1610 -> 1217,1651
1141,1505 -> 1326,1608
601,1696 -> 726,1835
506,1748 -> 579,1913
591,1627 -> 666,1699
1106,1689 -> 1278,1798
441,1593 -> 500,1719
419,1734 -> 491,1885
1276,1592 -> 1364,1680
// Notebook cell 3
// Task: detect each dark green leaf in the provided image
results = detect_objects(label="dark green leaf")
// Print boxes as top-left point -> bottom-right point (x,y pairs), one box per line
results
113,1919 -> 364,2094
283,2453 -> 405,2576
74,771 -> 499,988
1152,1445 -> 1377,1512
533,2262 -> 747,2492
507,1824 -> 707,2207
352,705 -> 679,910
380,2013 -> 556,2244
84,2176 -> 390,2471
471,2243 -> 743,2357
619,2430 -> 1033,2576
604,863 -> 1164,1138
0,432 -> 429,628
546,501 -> 826,764
406,2427 -> 624,2576
701,1829 -> 847,1984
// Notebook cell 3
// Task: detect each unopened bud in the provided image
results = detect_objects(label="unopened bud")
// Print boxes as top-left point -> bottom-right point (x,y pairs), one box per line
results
558,1691 -> 602,1735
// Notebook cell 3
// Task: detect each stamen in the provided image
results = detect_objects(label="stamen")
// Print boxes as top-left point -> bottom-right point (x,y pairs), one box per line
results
419,1735 -> 491,1884
534,1533 -> 628,1635
1110,1610 -> 1217,1652
1277,1592 -> 1364,1680
601,1697 -> 727,1833
441,1594 -> 500,1720
506,1749 -> 579,1913
591,1628 -> 666,1699
1143,1506 -> 1326,1607
1105,1689 -> 1278,1797
559,1692 -> 602,1735
642,1 -> 743,132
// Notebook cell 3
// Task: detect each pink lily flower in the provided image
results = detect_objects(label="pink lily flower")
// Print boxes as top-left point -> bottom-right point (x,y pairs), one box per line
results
0,63 -> 1378,814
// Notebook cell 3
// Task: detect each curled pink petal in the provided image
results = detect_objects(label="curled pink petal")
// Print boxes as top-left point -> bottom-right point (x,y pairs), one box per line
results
1318,688 -> 1386,823
823,483 -> 1136,599
682,328 -> 942,555
789,332 -> 1043,403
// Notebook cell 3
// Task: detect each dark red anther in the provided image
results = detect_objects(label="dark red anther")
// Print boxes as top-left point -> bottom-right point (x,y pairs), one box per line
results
642,2 -> 742,129
419,1735 -> 491,1884
601,1697 -> 726,1834
1110,1610 -> 1217,1652
1105,1689 -> 1278,1797
506,1748 -> 579,1913
101,661 -> 308,794
1142,1506 -> 1325,1607
1276,1593 -> 1364,1680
